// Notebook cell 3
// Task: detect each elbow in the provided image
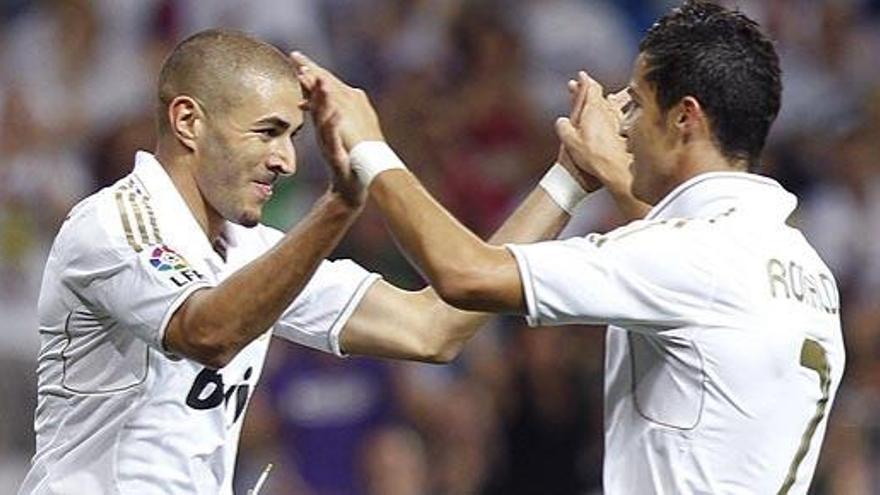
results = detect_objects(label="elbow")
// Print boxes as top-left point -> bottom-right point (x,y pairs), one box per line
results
166,314 -> 240,369
434,342 -> 464,364
431,244 -> 510,313
196,347 -> 236,370
164,290 -> 243,369
181,329 -> 239,369
433,271 -> 494,313
420,339 -> 463,364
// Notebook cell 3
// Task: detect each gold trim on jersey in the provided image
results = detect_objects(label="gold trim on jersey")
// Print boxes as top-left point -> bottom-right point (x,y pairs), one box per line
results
115,190 -> 141,252
116,179 -> 163,252
130,190 -> 151,245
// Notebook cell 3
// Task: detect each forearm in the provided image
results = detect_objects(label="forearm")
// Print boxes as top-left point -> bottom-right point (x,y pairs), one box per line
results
342,181 -> 571,362
488,181 -> 571,244
370,170 -> 503,297
168,191 -> 361,367
415,186 -> 569,358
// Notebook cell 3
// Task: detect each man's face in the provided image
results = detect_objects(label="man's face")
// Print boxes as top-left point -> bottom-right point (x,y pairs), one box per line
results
195,74 -> 304,227
620,54 -> 679,205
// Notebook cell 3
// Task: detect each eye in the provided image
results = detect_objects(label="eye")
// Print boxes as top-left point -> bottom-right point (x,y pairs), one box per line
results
256,128 -> 281,139
622,99 -> 638,115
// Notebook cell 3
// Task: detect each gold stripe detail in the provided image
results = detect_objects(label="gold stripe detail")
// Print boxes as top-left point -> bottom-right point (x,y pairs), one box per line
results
115,191 -> 141,252
129,191 -> 151,245
607,219 -> 669,244
129,176 -> 163,244
778,339 -> 831,494
144,197 -> 163,244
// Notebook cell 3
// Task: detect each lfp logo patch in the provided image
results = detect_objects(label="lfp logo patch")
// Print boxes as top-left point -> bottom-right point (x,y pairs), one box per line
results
149,245 -> 189,272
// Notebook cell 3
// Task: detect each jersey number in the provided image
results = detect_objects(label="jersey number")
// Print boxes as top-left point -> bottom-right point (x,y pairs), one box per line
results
777,339 -> 831,494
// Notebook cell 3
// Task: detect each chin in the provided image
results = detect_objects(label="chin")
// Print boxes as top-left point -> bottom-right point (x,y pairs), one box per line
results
235,207 -> 262,228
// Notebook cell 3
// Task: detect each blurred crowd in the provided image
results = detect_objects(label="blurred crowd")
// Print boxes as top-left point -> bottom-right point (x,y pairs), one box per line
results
1,0 -> 879,493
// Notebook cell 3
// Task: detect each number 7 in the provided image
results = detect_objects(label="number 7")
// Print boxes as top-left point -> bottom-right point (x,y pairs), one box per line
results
777,339 -> 831,494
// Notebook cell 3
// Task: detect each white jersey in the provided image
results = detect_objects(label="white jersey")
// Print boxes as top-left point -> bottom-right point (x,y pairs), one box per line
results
19,152 -> 379,495
508,172 -> 845,494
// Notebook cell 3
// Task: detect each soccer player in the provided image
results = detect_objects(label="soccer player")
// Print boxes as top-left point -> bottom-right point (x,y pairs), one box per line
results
295,1 -> 846,493
18,30 -> 637,494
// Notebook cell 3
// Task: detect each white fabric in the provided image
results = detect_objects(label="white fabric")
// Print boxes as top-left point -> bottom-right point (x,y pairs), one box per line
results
349,141 -> 407,187
507,172 -> 846,494
19,151 -> 378,495
538,163 -> 588,215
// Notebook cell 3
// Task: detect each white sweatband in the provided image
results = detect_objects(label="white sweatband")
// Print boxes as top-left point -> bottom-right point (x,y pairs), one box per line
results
539,163 -> 588,215
349,141 -> 407,187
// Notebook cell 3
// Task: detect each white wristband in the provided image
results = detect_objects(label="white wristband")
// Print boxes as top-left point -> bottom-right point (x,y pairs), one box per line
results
349,141 -> 407,187
539,163 -> 588,215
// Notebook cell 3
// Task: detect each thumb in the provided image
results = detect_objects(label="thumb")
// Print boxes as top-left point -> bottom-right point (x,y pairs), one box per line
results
555,117 -> 580,148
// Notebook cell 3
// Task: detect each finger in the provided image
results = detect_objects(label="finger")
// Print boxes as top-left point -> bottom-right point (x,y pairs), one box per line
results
570,72 -> 590,122
309,78 -> 336,122
326,113 -> 349,162
290,51 -> 322,72
315,97 -> 338,128
291,51 -> 343,88
295,64 -> 320,92
582,71 -> 604,107
555,117 -> 580,149
572,72 -> 604,127
607,88 -> 631,114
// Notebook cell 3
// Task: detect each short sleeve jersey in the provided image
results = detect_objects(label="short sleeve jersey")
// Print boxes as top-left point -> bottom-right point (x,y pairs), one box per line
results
19,152 -> 379,495
507,172 -> 845,494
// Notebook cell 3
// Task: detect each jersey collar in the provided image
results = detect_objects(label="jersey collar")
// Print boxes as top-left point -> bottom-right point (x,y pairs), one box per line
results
131,150 -> 226,265
645,171 -> 798,223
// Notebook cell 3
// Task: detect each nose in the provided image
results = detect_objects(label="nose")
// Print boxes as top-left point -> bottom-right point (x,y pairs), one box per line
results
618,120 -> 630,140
269,139 -> 296,177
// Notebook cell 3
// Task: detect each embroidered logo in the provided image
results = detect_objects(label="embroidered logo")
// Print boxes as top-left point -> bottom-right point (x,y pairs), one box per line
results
149,245 -> 189,272
148,245 -> 205,287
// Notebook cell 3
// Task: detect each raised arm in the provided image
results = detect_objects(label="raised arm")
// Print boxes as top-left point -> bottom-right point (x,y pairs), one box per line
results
338,74 -> 600,361
163,81 -> 364,369
340,179 -> 566,362
292,53 -> 643,360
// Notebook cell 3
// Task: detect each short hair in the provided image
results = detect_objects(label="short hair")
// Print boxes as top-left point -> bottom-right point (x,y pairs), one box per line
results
156,29 -> 295,134
639,1 -> 782,170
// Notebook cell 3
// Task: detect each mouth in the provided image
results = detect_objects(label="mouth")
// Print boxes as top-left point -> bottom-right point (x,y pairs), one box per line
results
252,179 -> 274,201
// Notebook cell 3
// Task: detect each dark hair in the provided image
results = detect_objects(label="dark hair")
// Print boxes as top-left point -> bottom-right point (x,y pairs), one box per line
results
639,1 -> 781,170
156,29 -> 293,134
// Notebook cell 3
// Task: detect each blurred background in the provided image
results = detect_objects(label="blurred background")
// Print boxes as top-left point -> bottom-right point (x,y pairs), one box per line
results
1,0 -> 879,493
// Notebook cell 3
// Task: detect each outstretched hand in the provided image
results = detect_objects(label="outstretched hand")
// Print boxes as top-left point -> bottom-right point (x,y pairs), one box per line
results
291,51 -> 384,150
556,72 -> 602,192
293,51 -> 390,204
297,75 -> 364,206
555,71 -> 634,198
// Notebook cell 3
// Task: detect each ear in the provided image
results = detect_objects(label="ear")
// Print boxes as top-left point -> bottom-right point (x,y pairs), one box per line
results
672,96 -> 707,140
167,96 -> 203,152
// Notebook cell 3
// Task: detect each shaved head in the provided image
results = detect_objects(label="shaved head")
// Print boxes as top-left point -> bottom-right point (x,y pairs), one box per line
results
157,29 -> 297,134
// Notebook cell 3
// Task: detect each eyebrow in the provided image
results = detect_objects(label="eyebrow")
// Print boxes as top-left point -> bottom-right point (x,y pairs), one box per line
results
627,86 -> 639,100
254,117 -> 305,136
254,116 -> 291,130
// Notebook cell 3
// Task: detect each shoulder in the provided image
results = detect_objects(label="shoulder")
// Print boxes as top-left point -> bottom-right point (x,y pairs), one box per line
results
53,179 -> 152,275
583,216 -> 724,292
590,216 -> 719,258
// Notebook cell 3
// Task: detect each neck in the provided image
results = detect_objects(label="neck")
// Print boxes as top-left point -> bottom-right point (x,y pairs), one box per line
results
154,140 -> 225,243
675,140 -> 747,185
